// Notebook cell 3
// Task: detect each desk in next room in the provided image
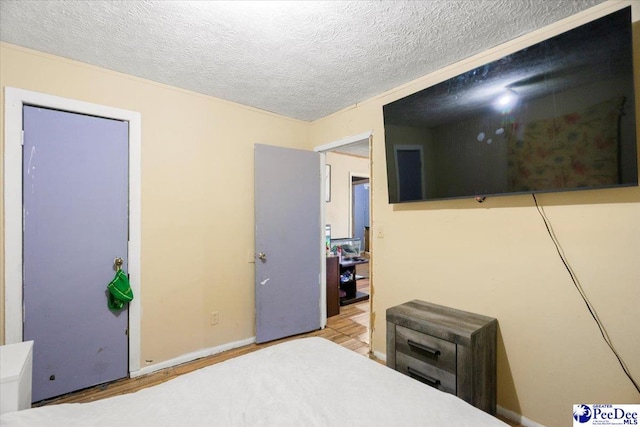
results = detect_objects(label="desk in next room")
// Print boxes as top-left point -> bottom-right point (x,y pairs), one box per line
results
339,258 -> 369,306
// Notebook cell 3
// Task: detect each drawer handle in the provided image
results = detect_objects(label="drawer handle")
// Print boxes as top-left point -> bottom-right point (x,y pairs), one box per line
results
407,339 -> 441,358
407,366 -> 441,388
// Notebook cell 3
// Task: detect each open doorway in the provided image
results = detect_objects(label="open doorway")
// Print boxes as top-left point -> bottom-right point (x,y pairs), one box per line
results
315,131 -> 373,354
350,173 -> 370,310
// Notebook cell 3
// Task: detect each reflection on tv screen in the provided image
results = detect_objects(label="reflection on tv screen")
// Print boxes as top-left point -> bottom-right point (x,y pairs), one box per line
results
383,7 -> 637,203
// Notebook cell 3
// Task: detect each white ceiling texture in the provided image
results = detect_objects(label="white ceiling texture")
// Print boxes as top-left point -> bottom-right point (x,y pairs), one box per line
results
0,0 -> 605,156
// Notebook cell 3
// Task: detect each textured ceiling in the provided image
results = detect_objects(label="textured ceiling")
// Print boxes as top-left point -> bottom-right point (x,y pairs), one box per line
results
0,0 -> 605,123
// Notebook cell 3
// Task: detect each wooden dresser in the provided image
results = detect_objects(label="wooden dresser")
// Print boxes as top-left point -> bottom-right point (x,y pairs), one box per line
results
325,256 -> 340,317
386,300 -> 497,414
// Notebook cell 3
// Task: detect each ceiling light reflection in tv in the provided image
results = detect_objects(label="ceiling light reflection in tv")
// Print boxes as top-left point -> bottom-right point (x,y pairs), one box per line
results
383,7 -> 637,203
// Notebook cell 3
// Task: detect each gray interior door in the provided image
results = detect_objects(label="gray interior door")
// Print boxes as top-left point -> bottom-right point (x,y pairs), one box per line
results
254,144 -> 321,343
23,106 -> 129,402
353,181 -> 370,243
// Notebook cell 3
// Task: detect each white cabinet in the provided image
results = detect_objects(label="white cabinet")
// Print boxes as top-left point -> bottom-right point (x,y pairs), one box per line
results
0,341 -> 34,414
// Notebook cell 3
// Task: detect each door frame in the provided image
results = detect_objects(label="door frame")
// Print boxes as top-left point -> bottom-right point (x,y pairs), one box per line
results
314,130 -> 373,331
3,87 -> 142,375
393,144 -> 425,201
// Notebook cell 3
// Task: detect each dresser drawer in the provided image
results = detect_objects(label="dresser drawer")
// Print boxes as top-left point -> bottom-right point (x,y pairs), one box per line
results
396,352 -> 456,394
395,325 -> 456,374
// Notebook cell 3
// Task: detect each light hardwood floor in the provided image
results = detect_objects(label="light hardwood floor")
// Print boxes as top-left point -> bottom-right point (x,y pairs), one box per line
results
36,265 -> 520,426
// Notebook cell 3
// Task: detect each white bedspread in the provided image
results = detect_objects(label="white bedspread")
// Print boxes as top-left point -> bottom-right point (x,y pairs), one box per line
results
0,337 -> 508,426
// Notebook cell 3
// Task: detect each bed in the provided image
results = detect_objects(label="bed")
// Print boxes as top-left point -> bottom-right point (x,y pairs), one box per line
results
0,337 -> 508,426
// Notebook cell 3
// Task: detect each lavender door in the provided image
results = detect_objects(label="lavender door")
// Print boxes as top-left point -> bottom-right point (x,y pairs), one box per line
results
23,106 -> 129,402
254,144 -> 321,343
353,181 -> 369,243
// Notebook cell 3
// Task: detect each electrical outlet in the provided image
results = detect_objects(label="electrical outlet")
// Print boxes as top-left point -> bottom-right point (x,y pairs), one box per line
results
210,311 -> 219,325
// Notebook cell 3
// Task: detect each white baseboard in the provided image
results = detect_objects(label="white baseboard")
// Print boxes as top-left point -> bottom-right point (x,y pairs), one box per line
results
372,352 -> 544,426
129,336 -> 256,378
497,405 -> 547,427
372,349 -> 386,362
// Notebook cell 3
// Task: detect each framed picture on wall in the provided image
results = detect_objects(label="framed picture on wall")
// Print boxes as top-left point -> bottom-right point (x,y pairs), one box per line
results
325,164 -> 331,202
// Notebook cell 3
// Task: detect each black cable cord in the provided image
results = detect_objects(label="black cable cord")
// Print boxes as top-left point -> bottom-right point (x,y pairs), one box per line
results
532,193 -> 640,394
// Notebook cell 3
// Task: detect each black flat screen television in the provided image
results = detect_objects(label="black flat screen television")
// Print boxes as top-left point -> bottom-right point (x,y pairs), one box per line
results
383,7 -> 637,203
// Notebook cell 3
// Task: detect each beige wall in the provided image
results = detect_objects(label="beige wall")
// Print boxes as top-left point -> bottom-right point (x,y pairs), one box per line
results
0,42 -> 310,362
325,152 -> 369,239
309,2 -> 640,426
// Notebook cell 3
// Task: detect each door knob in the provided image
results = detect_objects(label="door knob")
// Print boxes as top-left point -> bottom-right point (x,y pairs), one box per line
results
258,252 -> 267,261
